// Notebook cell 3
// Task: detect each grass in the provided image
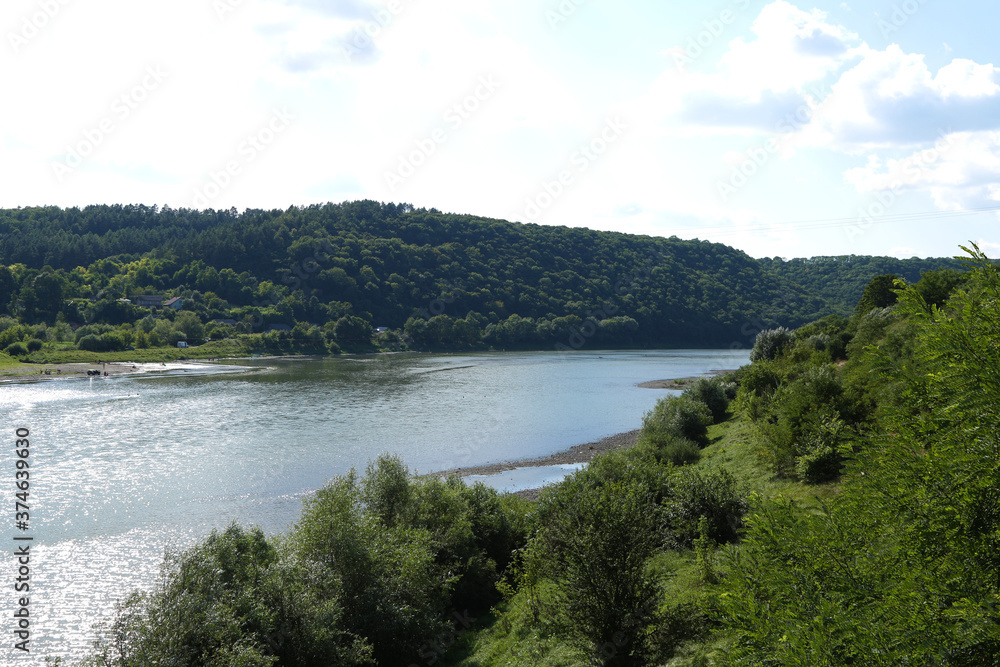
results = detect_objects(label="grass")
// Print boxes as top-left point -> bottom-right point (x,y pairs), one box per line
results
0,351 -> 27,370
20,339 -> 264,364
699,417 -> 840,509
444,583 -> 589,667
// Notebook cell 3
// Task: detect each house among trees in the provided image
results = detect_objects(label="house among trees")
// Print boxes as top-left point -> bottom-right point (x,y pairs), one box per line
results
135,295 -> 162,308
164,297 -> 184,310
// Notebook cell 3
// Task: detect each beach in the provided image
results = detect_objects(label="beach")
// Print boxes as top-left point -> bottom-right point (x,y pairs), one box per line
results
430,429 -> 641,500
0,360 -> 229,381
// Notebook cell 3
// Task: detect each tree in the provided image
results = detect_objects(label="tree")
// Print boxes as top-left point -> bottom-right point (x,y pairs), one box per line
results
533,477 -> 662,666
174,311 -> 205,344
333,315 -> 372,345
854,273 -> 899,315
749,327 -> 794,362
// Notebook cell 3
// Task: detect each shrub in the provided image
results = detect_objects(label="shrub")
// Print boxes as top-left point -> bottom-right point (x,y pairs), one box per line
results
750,327 -> 794,362
4,342 -> 28,356
642,395 -> 713,447
682,377 -> 730,423
78,334 -> 118,352
89,524 -> 374,666
663,468 -> 749,548
734,361 -> 783,421
531,477 -> 663,665
794,443 -> 841,484
292,471 -> 448,665
793,415 -> 849,484
636,435 -> 701,467
26,339 -> 43,352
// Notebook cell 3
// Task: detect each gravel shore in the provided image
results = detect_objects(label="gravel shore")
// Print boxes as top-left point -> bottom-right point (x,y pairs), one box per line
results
429,429 -> 641,501
427,370 -> 736,499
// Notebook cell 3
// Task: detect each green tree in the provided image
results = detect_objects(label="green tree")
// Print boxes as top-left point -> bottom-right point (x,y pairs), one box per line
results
173,311 -> 205,344
854,273 -> 899,315
717,246 -> 1000,664
532,477 -> 662,666
333,315 -> 372,345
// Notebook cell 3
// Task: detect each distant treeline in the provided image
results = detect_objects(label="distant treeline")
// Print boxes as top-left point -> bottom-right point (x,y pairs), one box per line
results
0,201 -> 970,356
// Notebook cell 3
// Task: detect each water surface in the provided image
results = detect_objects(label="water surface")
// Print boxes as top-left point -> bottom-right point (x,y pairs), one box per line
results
0,348 -> 747,658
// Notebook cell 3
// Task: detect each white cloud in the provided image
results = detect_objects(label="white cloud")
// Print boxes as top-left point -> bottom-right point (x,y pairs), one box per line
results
974,239 -> 1000,258
799,47 -> 1000,150
651,1 -> 861,134
844,131 -> 1000,211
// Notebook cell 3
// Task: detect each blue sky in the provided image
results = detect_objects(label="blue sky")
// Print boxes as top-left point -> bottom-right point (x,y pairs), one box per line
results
3,0 -> 999,259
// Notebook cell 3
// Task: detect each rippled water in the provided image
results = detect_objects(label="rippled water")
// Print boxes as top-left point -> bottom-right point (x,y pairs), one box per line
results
0,349 -> 747,659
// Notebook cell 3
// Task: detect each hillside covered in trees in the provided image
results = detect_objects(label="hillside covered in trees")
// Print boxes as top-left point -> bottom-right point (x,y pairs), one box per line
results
0,201 -> 970,357
759,255 -> 969,316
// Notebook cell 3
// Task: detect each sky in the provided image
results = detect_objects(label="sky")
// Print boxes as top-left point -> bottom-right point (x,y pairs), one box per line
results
2,0 -> 999,260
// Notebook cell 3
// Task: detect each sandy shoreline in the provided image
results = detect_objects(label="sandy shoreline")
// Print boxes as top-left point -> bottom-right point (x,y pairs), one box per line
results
637,368 -> 734,390
0,360 -> 234,382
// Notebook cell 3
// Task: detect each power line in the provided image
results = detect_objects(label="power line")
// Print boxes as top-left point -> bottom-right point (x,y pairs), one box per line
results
680,205 -> 1000,239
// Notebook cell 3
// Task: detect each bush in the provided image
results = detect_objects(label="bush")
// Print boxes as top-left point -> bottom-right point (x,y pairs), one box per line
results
663,468 -> 748,548
26,339 -> 43,352
794,443 -> 841,484
636,435 -> 701,467
292,471 -> 448,665
734,362 -> 783,421
78,334 -> 120,352
531,477 -> 663,665
89,524 -> 374,666
642,395 -> 713,447
793,415 -> 849,484
682,377 -> 730,423
750,327 -> 794,362
4,342 -> 28,356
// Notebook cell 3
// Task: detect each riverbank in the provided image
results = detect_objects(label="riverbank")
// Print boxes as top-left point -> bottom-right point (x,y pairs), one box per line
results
637,368 -> 732,389
0,360 -> 238,382
429,429 -> 641,500
428,369 -> 738,499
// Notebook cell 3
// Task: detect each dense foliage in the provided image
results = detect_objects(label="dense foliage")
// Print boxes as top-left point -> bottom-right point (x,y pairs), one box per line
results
715,249 -> 1000,664
758,255 -> 969,316
0,202 -> 965,359
84,457 -> 532,666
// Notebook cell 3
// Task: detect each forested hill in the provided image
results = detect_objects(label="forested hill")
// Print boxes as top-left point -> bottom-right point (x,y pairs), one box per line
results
760,254 -> 969,316
0,202 -> 964,352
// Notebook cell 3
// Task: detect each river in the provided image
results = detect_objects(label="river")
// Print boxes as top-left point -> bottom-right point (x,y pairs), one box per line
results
0,348 -> 748,659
